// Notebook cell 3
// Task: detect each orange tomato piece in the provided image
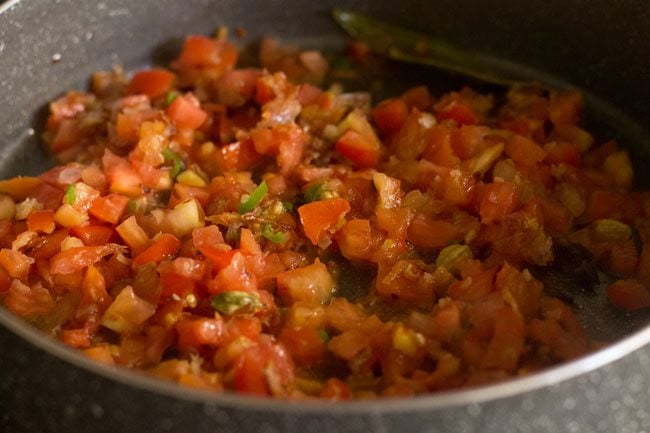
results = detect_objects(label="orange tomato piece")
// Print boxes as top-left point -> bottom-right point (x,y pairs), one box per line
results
166,94 -> 208,130
50,244 -> 120,275
335,130 -> 381,168
89,194 -> 130,224
70,225 -> 115,246
131,233 -> 181,268
176,317 -> 224,350
479,181 -> 519,224
175,35 -> 238,70
298,197 -> 351,245
607,279 -> 650,311
372,98 -> 409,136
27,210 -> 55,234
127,69 -> 175,99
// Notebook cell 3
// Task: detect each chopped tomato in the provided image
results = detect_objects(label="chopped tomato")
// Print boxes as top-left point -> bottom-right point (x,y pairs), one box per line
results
50,244 -> 119,275
606,280 -> 650,311
70,225 -> 115,246
127,69 -> 175,99
298,197 -> 351,245
0,249 -> 33,279
89,194 -> 130,224
174,35 -> 238,70
166,94 -> 208,130
276,259 -> 335,304
131,234 -> 181,268
176,317 -> 224,350
27,210 -> 55,234
372,98 -> 409,136
434,92 -> 477,125
335,130 -> 380,168
232,339 -> 294,396
407,214 -> 461,249
479,181 -> 519,224
278,326 -> 326,366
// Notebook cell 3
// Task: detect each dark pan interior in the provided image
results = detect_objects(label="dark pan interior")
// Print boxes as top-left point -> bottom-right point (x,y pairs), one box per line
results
1,1 -> 650,432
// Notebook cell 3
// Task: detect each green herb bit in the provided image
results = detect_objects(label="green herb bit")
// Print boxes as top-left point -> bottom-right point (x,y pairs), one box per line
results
166,91 -> 178,105
64,184 -> 76,205
282,201 -> 294,212
162,149 -> 183,179
262,224 -> 286,244
318,329 -> 331,343
304,182 -> 324,203
211,291 -> 263,315
238,181 -> 268,214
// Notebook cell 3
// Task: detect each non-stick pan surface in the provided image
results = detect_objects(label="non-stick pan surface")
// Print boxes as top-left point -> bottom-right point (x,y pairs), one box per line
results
1,1 -> 650,432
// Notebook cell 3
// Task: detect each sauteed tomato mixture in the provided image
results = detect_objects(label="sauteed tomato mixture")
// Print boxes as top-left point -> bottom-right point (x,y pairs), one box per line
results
1,34 -> 649,399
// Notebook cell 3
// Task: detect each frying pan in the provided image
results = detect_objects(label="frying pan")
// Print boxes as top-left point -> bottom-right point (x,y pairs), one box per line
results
1,0 -> 650,432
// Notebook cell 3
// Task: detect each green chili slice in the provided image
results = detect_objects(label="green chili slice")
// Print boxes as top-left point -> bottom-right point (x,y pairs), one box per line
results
238,181 -> 268,214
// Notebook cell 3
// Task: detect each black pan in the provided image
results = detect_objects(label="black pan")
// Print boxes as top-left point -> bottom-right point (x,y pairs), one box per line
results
1,1 -> 650,432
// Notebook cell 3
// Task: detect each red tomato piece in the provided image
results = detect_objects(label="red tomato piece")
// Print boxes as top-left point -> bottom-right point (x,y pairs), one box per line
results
607,280 -> 650,311
407,214 -> 461,249
434,92 -> 477,125
175,35 -> 238,70
298,197 -> 351,245
276,259 -> 335,304
0,248 -> 33,279
176,317 -> 224,350
479,181 -> 519,224
70,225 -> 115,246
50,244 -> 119,275
335,130 -> 380,168
127,69 -> 175,99
166,94 -> 208,130
131,234 -> 181,268
89,194 -> 130,224
372,98 -> 409,136
27,210 -> 55,234
278,326 -> 326,366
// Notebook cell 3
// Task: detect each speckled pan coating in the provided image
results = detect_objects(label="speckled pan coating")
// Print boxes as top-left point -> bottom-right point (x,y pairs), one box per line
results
1,1 -> 650,432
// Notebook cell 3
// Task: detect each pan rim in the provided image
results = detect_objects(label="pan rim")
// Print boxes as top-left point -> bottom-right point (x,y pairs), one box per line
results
1,0 -> 650,415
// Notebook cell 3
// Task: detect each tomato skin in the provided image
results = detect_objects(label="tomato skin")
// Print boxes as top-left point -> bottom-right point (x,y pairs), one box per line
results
209,251 -> 257,294
434,92 -> 478,125
176,317 -> 224,350
505,134 -> 547,168
27,210 -> 55,234
89,194 -> 130,224
127,69 -> 175,99
233,338 -> 294,396
372,98 -> 409,136
131,234 -> 181,268
479,181 -> 519,224
276,259 -> 335,304
335,219 -> 376,261
335,130 -> 380,168
166,95 -> 208,130
278,326 -> 326,366
175,35 -> 238,70
320,378 -> 351,400
0,249 -> 33,279
607,280 -> 650,311
50,244 -> 119,275
70,225 -> 115,246
298,197 -> 351,245
4,280 -> 54,316
102,150 -> 143,197
407,214 -> 461,249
